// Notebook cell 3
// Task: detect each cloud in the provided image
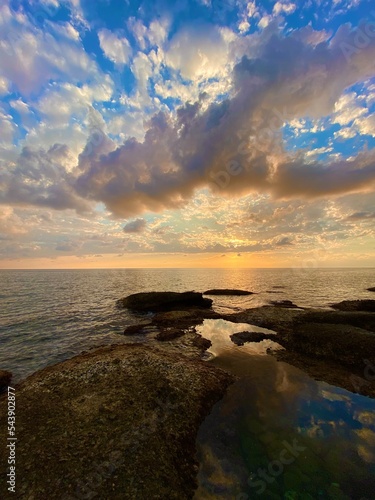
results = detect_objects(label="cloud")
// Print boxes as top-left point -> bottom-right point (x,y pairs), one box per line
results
1,19 -> 375,222
98,29 -> 131,66
123,218 -> 147,233
165,23 -> 233,80
0,3 -> 99,95
0,144 -> 92,213
273,2 -> 297,16
71,22 -> 375,216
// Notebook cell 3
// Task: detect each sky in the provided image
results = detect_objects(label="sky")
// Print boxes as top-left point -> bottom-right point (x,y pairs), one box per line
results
0,0 -> 375,269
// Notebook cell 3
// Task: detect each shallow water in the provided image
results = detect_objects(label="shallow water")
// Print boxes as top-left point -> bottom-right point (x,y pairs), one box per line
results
195,319 -> 375,500
1,268 -> 375,381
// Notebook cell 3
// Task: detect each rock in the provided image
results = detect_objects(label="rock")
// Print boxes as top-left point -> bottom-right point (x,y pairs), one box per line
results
226,306 -> 303,334
270,299 -> 300,308
0,344 -> 233,499
156,328 -> 186,341
367,287 -> 375,292
192,335 -> 212,351
123,323 -> 152,335
286,322 -> 375,368
203,289 -> 255,296
230,331 -> 276,346
331,299 -> 375,312
119,291 -> 212,312
0,369 -> 12,392
152,309 -> 221,328
295,310 -> 375,333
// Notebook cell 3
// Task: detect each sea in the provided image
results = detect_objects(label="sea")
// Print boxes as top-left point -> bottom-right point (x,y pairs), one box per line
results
1,267 -> 374,381
1,267 -> 375,499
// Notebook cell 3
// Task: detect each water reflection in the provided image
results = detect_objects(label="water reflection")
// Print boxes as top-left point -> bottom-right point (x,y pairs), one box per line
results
195,320 -> 375,500
196,318 -> 283,357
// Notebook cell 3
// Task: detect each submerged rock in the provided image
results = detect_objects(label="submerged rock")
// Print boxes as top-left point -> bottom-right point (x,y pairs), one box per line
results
156,328 -> 186,341
230,331 -> 276,346
119,291 -> 212,312
123,322 -> 153,335
0,344 -> 233,499
270,299 -> 300,308
203,289 -> 255,296
332,299 -> 375,312
0,369 -> 12,392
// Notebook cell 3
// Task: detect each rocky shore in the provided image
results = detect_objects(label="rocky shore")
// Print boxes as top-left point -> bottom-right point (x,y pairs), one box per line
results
119,291 -> 375,398
1,289 -> 374,498
0,344 -> 233,499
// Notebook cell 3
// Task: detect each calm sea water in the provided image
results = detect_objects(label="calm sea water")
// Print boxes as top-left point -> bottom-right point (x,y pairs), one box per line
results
1,267 -> 375,498
0,267 -> 375,381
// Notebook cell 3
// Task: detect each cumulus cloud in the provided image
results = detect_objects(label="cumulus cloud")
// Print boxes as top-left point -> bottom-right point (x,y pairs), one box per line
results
98,29 -> 131,66
123,218 -> 147,233
273,2 -> 297,16
165,23 -> 233,80
0,3 -> 98,95
2,20 -> 375,220
71,22 -> 375,216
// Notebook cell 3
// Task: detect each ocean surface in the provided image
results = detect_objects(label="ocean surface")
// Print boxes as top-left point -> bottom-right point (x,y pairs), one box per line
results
1,267 -> 375,381
1,267 -> 375,498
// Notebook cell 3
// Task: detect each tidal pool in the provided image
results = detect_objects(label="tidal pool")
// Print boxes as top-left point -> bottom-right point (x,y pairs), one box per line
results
195,319 -> 375,500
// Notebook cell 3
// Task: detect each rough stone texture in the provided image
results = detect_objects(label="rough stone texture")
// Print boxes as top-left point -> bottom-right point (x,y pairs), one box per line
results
230,331 -> 277,346
285,322 -> 375,369
118,292 -> 212,312
203,289 -> 254,296
0,369 -> 12,392
0,344 -> 233,500
332,299 -> 375,312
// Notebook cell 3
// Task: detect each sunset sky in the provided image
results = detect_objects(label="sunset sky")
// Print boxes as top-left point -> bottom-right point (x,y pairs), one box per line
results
0,0 -> 375,268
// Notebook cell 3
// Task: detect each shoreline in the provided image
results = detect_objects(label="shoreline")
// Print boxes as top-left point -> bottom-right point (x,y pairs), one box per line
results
1,290 -> 374,497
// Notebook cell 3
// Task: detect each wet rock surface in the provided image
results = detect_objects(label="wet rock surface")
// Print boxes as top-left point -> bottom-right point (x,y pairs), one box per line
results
203,289 -> 254,296
225,304 -> 375,396
0,344 -> 233,499
332,299 -> 375,312
119,291 -> 212,312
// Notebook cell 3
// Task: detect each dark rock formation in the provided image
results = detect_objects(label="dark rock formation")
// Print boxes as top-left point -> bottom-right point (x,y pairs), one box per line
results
152,309 -> 221,328
367,287 -> 375,292
119,291 -> 212,312
0,345 -> 233,499
156,328 -> 186,341
203,289 -> 254,296
285,322 -> 375,369
230,331 -> 277,346
123,323 -> 153,335
0,369 -> 12,392
270,299 -> 300,308
332,299 -> 375,312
